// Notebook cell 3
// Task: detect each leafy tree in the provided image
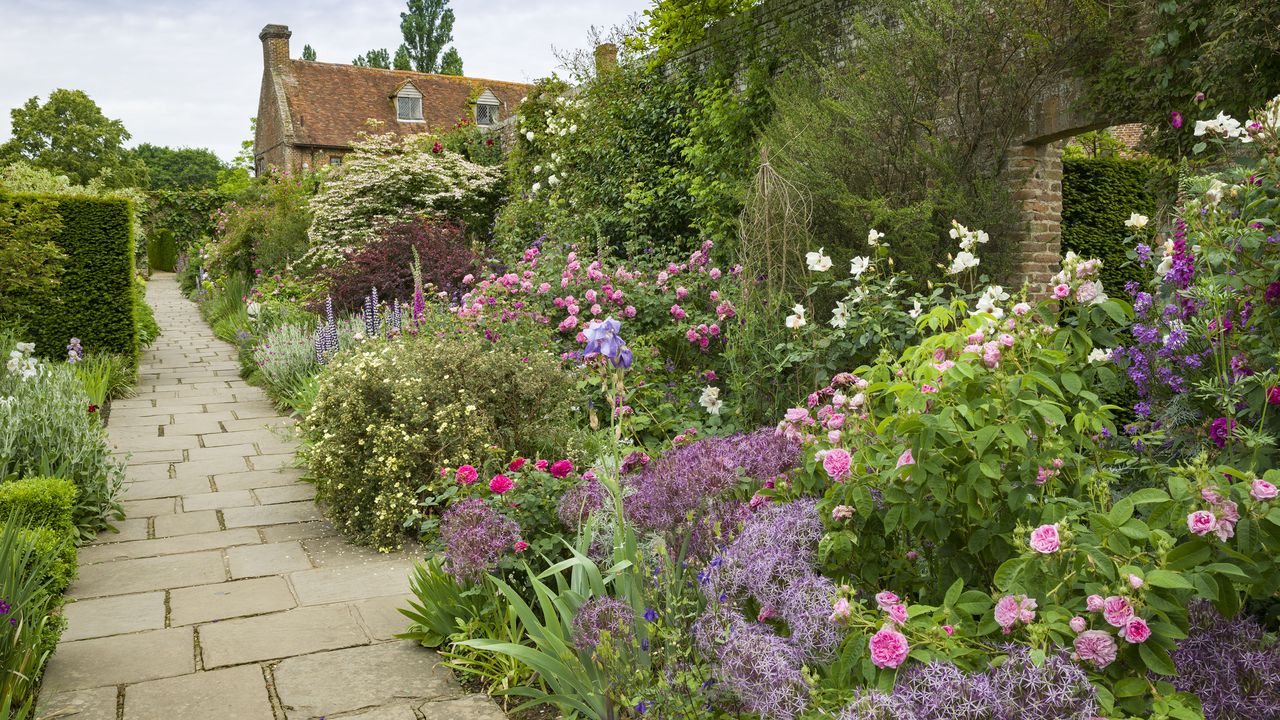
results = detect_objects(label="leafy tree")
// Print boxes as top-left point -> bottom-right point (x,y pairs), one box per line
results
302,44 -> 317,61
131,144 -> 224,191
636,0 -> 756,65
439,47 -> 463,76
353,48 -> 392,69
400,0 -> 461,74
217,118 -> 256,195
0,89 -> 147,188
393,45 -> 413,71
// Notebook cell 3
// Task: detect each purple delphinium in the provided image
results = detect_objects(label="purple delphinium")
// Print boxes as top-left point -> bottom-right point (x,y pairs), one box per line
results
439,498 -> 519,583
362,286 -> 381,336
571,597 -> 635,652
693,606 -> 809,720
557,477 -> 605,530
623,428 -> 799,533
1171,601 -> 1280,719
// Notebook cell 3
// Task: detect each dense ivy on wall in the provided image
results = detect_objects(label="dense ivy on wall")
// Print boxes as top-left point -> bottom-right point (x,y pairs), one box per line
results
144,189 -> 224,251
1061,157 -> 1154,297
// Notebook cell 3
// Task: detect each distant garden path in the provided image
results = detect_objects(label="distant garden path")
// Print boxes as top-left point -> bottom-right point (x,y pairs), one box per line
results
37,274 -> 502,720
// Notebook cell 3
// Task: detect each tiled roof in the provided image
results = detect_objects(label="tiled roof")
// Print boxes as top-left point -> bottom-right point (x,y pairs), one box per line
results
283,60 -> 530,148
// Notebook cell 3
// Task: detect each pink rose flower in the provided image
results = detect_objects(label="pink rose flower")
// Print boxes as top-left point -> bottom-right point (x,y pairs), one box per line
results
513,540 -> 529,552
1187,510 -> 1218,536
897,449 -> 915,469
831,505 -> 854,521
670,304 -> 686,320
1029,523 -> 1061,554
1070,616 -> 1087,633
875,591 -> 900,611
1120,616 -> 1151,644
489,474 -> 514,494
1086,594 -> 1104,612
1102,596 -> 1133,628
535,459 -> 549,472
549,460 -> 574,478
868,626 -> 910,669
1073,630 -> 1117,668
994,595 -> 1020,629
888,603 -> 909,625
942,625 -> 955,636
455,465 -> 478,485
822,449 -> 853,480
1128,574 -> 1144,590
508,457 -> 526,472
830,598 -> 851,622
1252,479 -> 1278,501
1053,283 -> 1071,299
998,333 -> 1015,347
921,384 -> 938,393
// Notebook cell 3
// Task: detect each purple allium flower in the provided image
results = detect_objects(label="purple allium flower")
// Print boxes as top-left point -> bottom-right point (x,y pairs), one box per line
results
1171,601 -> 1280,719
557,477 -> 605,530
694,607 -> 809,720
705,499 -> 823,610
571,597 -> 634,652
777,574 -> 842,663
439,498 -> 519,583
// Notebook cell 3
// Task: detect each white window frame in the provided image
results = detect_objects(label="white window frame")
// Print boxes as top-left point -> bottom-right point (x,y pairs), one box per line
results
475,89 -> 500,126
396,85 -> 425,122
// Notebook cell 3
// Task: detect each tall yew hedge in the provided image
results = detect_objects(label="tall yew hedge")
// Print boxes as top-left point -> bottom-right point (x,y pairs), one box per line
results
1061,157 -> 1154,295
15,194 -> 138,361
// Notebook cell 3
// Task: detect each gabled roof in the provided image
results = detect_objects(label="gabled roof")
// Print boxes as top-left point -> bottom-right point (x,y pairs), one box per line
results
283,60 -> 530,148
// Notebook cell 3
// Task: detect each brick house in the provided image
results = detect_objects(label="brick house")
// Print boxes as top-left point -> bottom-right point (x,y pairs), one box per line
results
255,24 -> 531,173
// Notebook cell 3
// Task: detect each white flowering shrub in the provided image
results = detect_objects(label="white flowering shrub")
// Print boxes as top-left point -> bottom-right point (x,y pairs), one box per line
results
308,133 -> 504,255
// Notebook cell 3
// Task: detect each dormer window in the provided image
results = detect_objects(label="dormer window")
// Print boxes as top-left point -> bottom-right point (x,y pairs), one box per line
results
396,84 -> 424,122
476,89 -> 500,126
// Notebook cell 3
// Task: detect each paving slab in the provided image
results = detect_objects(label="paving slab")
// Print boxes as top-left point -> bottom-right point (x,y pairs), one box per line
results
42,628 -> 194,692
274,641 -> 457,719
353,594 -> 414,641
198,604 -> 368,668
121,477 -> 212,501
214,469 -> 306,491
419,696 -> 509,720
169,575 -> 296,625
172,454 -> 252,476
186,444 -> 257,462
125,448 -> 185,465
303,536 -> 409,569
260,521 -> 338,542
120,497 -> 178,517
290,558 -> 416,605
153,510 -> 221,537
62,592 -> 166,641
335,705 -> 419,720
221,417 -> 295,433
79,529 -> 260,564
198,430 -> 282,448
181,489 -> 256,511
249,453 -> 297,471
227,541 -> 312,579
70,550 -> 226,598
123,463 -> 175,483
253,483 -> 315,505
223,501 -> 320,528
35,686 -> 118,720
124,664 -> 274,720
92,517 -> 149,543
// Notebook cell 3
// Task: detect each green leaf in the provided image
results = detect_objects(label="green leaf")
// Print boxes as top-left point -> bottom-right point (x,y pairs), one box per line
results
1146,569 -> 1194,590
1140,643 -> 1177,676
1108,497 -> 1135,527
993,557 -> 1024,591
1061,372 -> 1082,396
1192,141 -> 1207,154
1127,488 -> 1171,506
1113,677 -> 1148,697
943,578 -> 964,608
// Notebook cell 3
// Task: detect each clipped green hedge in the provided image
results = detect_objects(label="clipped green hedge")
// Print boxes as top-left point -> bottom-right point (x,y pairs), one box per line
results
147,228 -> 177,272
14,194 -> 138,362
0,478 -> 76,535
1061,157 -> 1155,296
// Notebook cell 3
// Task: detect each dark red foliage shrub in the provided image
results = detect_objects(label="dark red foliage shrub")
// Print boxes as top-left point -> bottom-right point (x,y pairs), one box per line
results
319,218 -> 477,313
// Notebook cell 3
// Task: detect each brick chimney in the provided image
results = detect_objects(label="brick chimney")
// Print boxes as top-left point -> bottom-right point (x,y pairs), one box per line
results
594,43 -> 618,74
259,24 -> 292,70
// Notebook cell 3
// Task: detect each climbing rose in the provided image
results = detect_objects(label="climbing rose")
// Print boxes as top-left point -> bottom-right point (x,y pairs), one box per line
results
514,540 -> 529,552
535,459 -> 549,472
868,626 -> 910,669
1074,630 -> 1117,668
549,460 -> 574,478
489,474 -> 515,494
1070,616 -> 1087,633
1028,523 -> 1060,553
1187,510 -> 1218,536
1251,479 -> 1278,501
822,449 -> 853,480
1121,616 -> 1151,644
1102,596 -> 1133,628
1053,284 -> 1071,299
456,465 -> 478,485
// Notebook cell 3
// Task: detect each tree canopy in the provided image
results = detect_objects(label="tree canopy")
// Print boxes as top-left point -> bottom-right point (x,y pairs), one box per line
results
131,144 -> 225,191
354,48 -> 392,69
0,88 -> 147,188
400,0 -> 462,74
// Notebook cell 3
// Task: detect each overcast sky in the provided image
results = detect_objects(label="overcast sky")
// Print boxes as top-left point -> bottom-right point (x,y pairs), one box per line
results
0,0 -> 650,162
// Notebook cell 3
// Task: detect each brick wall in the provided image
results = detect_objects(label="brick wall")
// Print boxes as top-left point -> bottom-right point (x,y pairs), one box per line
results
1004,141 -> 1065,294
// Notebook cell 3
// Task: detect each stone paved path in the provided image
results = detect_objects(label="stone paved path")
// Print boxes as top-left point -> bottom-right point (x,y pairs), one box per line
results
38,274 -> 504,720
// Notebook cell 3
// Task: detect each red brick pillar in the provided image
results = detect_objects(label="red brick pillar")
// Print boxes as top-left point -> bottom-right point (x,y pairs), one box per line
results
1004,140 -> 1064,295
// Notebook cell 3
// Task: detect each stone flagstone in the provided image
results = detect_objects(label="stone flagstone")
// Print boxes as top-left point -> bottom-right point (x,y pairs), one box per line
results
40,274 -> 503,719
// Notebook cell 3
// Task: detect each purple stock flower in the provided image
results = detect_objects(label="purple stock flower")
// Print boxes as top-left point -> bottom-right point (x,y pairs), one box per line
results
439,498 -> 519,583
571,597 -> 635,652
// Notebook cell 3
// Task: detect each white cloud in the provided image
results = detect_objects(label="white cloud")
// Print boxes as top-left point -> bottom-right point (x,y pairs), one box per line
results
0,0 -> 650,162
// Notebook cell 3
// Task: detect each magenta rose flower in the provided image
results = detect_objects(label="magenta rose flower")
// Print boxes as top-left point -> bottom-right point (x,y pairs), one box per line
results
822,449 -> 853,480
508,457 -> 527,472
1187,510 -> 1218,536
1102,596 -> 1133,628
535,459 -> 549,472
868,626 -> 910,669
489,474 -> 515,494
549,460 -> 574,478
1252,479 -> 1278,501
1028,523 -> 1061,554
1073,630 -> 1117,668
1120,616 -> 1151,644
456,465 -> 478,485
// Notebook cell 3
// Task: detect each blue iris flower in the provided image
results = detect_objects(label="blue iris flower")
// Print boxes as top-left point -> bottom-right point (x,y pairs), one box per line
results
582,317 -> 632,369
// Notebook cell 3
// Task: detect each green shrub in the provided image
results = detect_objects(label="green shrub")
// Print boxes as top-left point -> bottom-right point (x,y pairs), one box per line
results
18,527 -> 75,597
133,277 -> 160,350
147,228 -> 177,272
0,330 -> 124,538
301,334 -> 577,551
1061,156 -> 1156,296
0,513 -> 67,713
8,194 -> 137,363
0,478 -> 76,534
